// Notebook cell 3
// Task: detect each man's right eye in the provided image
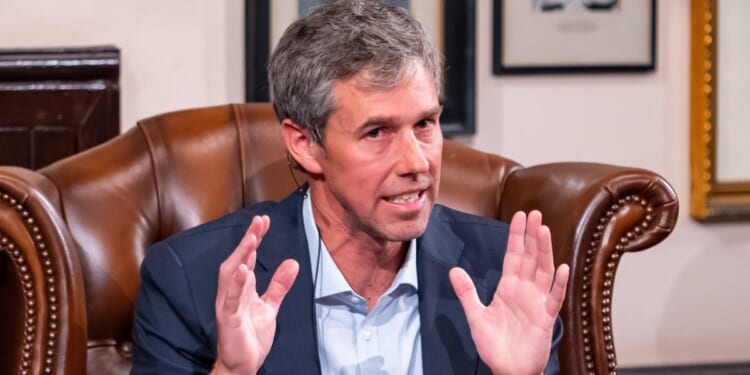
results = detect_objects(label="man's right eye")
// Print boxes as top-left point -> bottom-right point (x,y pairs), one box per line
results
366,128 -> 382,138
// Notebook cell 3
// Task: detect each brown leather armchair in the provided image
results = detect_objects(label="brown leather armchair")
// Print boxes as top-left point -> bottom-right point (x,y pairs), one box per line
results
0,103 -> 678,375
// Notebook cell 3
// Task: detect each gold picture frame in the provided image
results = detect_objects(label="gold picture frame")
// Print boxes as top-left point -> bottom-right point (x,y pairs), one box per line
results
690,0 -> 750,221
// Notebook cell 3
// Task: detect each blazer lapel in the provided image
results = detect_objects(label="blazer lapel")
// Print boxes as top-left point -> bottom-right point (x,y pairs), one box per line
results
254,191 -> 321,374
418,206 -> 481,375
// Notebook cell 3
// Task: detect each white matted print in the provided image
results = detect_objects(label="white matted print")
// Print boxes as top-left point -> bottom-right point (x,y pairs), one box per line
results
493,0 -> 655,74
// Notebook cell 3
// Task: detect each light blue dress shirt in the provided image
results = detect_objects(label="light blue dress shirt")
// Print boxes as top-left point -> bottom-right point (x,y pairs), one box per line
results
303,192 -> 423,375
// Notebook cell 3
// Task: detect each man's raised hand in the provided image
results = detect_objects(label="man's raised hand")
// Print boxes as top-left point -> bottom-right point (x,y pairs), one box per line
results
449,211 -> 569,375
211,215 -> 299,375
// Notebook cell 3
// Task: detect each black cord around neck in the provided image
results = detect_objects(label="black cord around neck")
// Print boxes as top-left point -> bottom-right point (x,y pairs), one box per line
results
310,225 -> 323,371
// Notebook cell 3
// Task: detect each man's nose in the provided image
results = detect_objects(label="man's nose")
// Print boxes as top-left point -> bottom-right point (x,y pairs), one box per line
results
396,132 -> 429,175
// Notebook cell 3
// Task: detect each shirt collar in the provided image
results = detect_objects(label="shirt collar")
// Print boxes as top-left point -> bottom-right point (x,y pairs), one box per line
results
302,189 -> 419,300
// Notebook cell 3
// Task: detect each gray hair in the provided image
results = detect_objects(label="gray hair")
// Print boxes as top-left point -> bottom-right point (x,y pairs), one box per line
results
268,0 -> 442,145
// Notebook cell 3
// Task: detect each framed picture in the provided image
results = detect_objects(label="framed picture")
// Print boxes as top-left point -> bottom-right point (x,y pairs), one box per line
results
690,0 -> 750,221
246,0 -> 476,136
492,0 -> 656,74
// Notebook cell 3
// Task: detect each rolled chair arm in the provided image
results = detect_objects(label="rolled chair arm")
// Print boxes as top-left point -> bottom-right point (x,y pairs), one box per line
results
499,162 -> 678,375
0,166 -> 87,375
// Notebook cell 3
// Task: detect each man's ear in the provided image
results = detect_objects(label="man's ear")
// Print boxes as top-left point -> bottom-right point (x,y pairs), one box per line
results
280,119 -> 323,174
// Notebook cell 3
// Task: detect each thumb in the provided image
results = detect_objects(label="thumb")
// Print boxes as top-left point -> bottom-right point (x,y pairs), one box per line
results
449,267 -> 484,321
261,259 -> 300,313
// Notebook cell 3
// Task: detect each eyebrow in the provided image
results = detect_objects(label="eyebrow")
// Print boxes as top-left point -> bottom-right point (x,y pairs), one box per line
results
358,105 -> 443,129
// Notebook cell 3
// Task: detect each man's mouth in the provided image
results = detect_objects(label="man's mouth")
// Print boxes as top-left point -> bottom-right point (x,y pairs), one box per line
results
385,190 -> 425,204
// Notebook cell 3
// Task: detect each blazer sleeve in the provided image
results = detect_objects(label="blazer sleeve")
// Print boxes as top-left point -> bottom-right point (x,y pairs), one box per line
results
544,316 -> 564,375
131,241 -> 216,374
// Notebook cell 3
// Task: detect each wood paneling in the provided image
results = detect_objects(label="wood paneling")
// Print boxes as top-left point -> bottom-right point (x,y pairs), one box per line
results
0,46 -> 120,169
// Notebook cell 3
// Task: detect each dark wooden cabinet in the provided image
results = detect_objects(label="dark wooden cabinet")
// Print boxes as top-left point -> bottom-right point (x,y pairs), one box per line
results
0,46 -> 120,169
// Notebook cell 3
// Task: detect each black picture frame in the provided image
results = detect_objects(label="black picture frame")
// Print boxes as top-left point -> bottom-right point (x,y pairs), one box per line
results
492,0 -> 656,75
245,0 -> 476,136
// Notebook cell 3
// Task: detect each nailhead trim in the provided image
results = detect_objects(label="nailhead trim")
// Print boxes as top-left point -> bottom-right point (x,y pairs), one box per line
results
581,194 -> 653,374
1,192 -> 57,374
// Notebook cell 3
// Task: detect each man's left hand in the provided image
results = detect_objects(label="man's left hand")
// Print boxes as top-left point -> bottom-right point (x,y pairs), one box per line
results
449,210 -> 569,375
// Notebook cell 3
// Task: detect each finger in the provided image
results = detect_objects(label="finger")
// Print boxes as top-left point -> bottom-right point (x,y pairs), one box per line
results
222,216 -> 265,274
242,264 -> 259,313
449,267 -> 484,322
534,224 -> 556,289
246,247 -> 258,272
216,235 -> 258,304
248,216 -> 273,272
545,264 -> 570,317
519,210 -> 542,281
255,215 -> 271,245
502,211 -> 527,279
246,215 -> 268,250
260,259 -> 300,313
219,263 -> 249,317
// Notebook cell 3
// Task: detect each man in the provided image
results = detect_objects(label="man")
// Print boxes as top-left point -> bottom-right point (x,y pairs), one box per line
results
131,1 -> 569,374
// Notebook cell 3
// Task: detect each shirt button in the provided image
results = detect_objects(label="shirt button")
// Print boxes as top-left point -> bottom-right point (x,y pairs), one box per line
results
363,330 -> 372,341
350,296 -> 360,304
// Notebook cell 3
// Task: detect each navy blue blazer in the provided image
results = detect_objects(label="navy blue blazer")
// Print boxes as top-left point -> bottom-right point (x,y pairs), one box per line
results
131,189 -> 562,374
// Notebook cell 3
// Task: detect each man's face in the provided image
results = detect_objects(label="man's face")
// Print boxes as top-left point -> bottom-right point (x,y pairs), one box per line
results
310,62 -> 443,242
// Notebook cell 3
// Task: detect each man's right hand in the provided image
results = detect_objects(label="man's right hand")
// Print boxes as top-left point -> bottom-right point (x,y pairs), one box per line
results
211,215 -> 300,375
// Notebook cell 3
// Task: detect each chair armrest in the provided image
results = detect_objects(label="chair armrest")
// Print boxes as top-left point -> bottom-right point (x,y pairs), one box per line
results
0,166 -> 87,375
500,162 -> 678,375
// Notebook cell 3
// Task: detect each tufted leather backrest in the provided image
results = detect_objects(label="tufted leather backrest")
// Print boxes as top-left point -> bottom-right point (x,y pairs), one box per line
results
35,103 -> 521,374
